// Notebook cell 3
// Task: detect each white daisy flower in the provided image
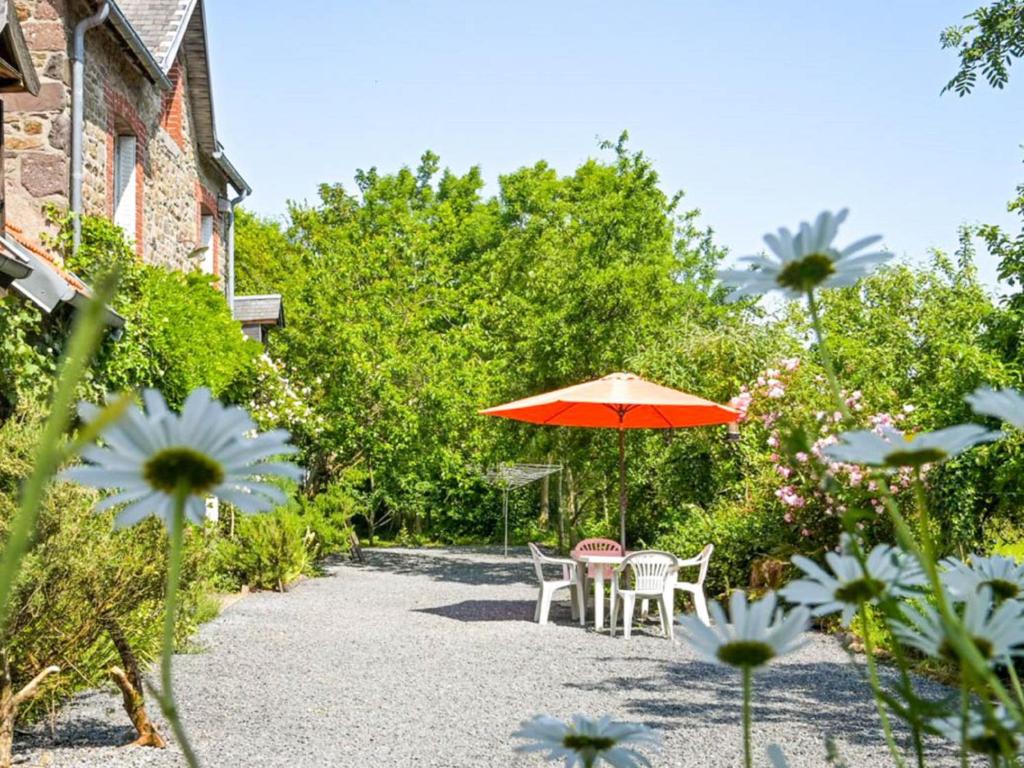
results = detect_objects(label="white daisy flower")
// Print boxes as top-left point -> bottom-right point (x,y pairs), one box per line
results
63,388 -> 302,528
717,209 -> 892,300
967,387 -> 1024,429
513,714 -> 659,768
677,591 -> 810,670
942,555 -> 1024,603
781,538 -> 926,626
822,424 -> 999,469
931,704 -> 1021,757
893,588 -> 1024,666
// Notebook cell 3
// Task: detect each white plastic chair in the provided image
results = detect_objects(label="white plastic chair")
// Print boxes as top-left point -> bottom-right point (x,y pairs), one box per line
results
641,544 -> 714,626
673,544 -> 714,625
610,551 -> 679,639
528,543 -> 580,625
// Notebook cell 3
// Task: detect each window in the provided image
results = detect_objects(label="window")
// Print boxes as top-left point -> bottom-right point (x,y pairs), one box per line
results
113,135 -> 137,241
199,213 -> 215,274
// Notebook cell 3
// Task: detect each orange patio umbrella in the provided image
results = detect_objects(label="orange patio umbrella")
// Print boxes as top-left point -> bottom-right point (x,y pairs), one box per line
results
480,372 -> 741,548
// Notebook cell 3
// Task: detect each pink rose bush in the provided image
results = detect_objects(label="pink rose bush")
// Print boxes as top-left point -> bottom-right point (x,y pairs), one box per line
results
730,357 -> 916,548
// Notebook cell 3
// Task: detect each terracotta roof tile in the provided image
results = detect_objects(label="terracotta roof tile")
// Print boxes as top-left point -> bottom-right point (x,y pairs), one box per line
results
5,223 -> 89,294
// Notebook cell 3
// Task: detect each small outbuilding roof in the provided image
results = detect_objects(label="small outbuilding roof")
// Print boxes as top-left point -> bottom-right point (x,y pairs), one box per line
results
233,294 -> 284,326
5,224 -> 124,328
0,235 -> 33,283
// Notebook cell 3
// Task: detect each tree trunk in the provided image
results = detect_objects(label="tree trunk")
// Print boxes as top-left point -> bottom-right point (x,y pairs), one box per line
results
565,467 -> 578,548
538,464 -> 550,529
103,618 -> 166,748
0,656 -> 59,768
556,465 -> 565,554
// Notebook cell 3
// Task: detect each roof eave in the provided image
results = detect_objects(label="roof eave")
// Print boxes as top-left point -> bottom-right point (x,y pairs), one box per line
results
159,0 -> 199,71
212,147 -> 251,197
1,0 -> 40,94
106,0 -> 172,89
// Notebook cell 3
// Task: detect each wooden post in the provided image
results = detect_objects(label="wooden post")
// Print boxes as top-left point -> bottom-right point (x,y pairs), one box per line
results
0,656 -> 59,768
103,618 -> 166,748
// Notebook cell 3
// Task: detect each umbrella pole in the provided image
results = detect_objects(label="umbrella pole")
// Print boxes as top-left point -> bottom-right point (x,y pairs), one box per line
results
618,427 -> 626,549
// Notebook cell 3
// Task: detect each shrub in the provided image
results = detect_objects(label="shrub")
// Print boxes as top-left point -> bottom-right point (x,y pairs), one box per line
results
212,507 -> 316,592
0,405 -> 207,721
653,500 -> 791,599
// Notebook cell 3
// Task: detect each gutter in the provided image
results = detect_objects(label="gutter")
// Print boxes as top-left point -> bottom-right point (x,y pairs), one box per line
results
213,147 -> 252,309
70,1 -> 110,256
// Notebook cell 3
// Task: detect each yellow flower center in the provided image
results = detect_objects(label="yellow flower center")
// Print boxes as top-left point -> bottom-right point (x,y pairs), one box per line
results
834,576 -> 886,604
777,253 -> 836,292
717,640 -> 776,668
143,447 -> 225,494
563,734 -> 616,751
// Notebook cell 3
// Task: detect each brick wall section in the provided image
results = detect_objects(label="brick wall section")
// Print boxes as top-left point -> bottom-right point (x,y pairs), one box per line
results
195,179 -> 220,281
159,61 -> 185,149
3,0 -> 230,288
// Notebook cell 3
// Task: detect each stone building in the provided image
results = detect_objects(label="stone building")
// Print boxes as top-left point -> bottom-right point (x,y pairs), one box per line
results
1,0 -> 250,295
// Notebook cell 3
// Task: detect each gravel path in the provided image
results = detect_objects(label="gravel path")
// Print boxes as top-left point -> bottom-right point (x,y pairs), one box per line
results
16,547 -> 962,767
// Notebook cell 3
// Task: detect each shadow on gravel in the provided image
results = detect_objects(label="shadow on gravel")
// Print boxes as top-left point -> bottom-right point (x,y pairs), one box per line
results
358,549 -> 535,586
17,716 -> 135,749
568,657 -> 946,751
414,599 -> 541,622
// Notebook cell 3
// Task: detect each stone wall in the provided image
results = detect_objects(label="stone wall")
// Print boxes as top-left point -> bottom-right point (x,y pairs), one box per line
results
3,0 -> 227,287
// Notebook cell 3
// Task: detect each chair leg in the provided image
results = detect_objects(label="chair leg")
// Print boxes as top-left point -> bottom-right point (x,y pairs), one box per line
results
640,598 -> 650,620
534,587 -> 543,623
622,593 -> 636,639
576,577 -> 587,626
694,589 -> 710,626
657,594 -> 674,640
610,587 -> 619,637
539,585 -> 554,625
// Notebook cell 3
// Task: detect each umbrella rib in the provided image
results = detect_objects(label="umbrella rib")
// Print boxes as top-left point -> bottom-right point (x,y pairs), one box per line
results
650,405 -> 675,428
541,401 -> 578,425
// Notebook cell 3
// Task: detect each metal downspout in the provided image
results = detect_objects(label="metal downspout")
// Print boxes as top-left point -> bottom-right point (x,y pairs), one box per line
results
71,1 -> 110,256
225,188 -> 248,307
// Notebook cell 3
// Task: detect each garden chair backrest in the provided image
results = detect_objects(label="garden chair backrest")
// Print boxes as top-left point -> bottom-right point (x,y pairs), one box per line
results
696,544 -> 713,585
527,542 -> 547,583
686,543 -> 714,586
572,538 -> 622,557
617,550 -> 679,594
572,538 -> 623,578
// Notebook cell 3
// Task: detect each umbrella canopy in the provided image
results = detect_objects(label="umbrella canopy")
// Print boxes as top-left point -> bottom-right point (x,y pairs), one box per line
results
480,372 -> 740,547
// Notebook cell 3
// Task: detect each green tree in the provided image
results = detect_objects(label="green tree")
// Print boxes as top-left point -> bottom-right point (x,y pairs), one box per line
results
941,0 -> 1024,95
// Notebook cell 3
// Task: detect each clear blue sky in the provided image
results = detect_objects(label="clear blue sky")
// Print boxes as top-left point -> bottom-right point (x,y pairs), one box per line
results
206,1 -> 1023,290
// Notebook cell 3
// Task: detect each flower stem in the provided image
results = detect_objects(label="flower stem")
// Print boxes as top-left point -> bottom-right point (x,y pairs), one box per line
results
742,666 -> 753,768
960,674 -> 970,768
155,483 -> 201,768
805,288 -> 852,422
860,605 -> 907,768
0,270 -> 119,630
1009,661 -> 1024,713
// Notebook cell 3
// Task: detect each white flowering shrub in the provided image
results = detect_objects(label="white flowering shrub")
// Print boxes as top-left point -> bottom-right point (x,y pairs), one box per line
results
245,354 -> 325,438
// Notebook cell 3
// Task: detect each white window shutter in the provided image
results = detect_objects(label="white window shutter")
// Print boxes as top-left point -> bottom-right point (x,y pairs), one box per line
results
113,135 -> 137,242
199,214 -> 215,274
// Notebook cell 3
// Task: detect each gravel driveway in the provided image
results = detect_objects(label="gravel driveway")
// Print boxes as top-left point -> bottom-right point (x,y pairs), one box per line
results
16,547 -> 961,767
